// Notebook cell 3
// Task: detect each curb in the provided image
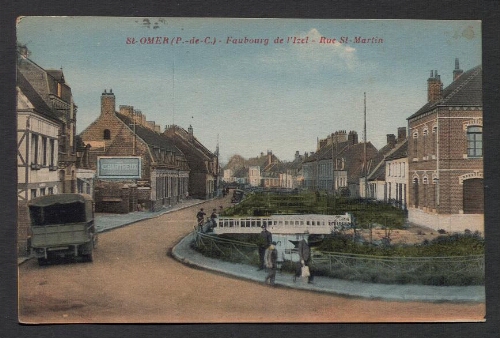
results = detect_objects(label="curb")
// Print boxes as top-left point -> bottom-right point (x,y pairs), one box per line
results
171,233 -> 486,303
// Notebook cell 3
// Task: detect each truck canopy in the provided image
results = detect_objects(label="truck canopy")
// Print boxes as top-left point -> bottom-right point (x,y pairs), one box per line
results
29,193 -> 94,226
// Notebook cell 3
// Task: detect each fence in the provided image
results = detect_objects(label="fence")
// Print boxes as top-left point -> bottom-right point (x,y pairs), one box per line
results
191,229 -> 485,286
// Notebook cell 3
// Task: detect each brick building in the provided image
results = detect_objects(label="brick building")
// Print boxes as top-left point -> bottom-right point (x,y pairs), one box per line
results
79,90 -> 190,212
163,125 -> 219,199
407,60 -> 483,232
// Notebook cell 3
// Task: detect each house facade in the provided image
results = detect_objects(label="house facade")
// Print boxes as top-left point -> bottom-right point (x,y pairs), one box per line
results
79,91 -> 190,212
385,139 -> 409,210
407,60 -> 483,232
16,52 -> 79,253
164,125 -> 218,199
304,130 -> 378,197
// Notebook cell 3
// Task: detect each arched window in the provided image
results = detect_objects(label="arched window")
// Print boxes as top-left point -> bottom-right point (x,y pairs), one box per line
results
103,129 -> 111,140
412,132 -> 418,157
413,177 -> 419,208
102,129 -> 111,140
467,126 -> 482,157
423,129 -> 428,157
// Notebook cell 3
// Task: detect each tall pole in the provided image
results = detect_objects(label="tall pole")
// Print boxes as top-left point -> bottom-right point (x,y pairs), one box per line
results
364,92 -> 368,199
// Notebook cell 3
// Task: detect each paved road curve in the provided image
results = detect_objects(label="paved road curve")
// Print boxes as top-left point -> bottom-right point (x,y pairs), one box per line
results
18,196 -> 485,323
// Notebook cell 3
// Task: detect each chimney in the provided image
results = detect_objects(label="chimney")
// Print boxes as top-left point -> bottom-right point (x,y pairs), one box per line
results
453,58 -> 463,81
397,127 -> 407,142
267,150 -> 272,165
348,130 -> 358,145
101,89 -> 116,115
119,105 -> 134,117
188,125 -> 194,141
427,70 -> 443,103
295,151 -> 300,160
387,134 -> 396,146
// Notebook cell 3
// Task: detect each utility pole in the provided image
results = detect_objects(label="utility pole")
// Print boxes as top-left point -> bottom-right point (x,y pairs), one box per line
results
364,92 -> 368,200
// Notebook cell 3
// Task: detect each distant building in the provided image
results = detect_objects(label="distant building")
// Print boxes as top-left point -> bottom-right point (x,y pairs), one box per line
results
79,91 -> 190,212
303,130 -> 378,197
407,60 -> 483,232
385,136 -> 409,210
362,129 -> 406,201
164,125 -> 218,199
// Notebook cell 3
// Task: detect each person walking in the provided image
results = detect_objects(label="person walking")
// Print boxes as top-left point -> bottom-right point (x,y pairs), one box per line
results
264,241 -> 278,286
295,238 -> 313,283
257,222 -> 272,270
209,208 -> 218,231
196,208 -> 206,232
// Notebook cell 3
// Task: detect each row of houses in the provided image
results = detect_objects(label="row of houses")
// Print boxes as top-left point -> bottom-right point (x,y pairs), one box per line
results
16,52 -> 219,254
78,90 -> 219,212
223,60 -> 483,233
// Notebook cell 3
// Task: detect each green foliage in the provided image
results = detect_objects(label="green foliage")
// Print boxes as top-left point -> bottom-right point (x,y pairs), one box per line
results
221,192 -> 407,229
316,231 -> 484,257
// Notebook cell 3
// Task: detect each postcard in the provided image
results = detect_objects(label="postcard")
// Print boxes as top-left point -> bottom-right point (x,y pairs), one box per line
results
16,17 -> 485,323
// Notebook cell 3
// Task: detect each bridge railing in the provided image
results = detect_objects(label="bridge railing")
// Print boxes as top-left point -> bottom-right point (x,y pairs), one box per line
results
213,213 -> 352,234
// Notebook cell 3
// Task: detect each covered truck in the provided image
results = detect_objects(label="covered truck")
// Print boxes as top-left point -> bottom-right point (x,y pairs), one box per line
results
28,193 -> 98,265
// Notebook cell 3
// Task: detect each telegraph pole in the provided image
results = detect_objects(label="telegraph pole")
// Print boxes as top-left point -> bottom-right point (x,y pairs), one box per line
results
364,92 -> 368,200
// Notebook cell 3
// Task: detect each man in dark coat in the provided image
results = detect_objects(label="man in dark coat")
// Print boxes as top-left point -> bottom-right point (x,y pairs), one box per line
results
295,238 -> 313,283
257,222 -> 272,270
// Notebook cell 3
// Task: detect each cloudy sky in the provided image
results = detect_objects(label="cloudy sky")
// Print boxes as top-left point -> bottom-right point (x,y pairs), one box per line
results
17,17 -> 481,162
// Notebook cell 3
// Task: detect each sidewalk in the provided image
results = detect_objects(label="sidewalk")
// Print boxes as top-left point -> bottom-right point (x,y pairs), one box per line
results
94,198 -> 205,233
172,233 -> 485,303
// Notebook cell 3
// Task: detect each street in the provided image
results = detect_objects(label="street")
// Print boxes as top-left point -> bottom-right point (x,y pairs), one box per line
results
18,197 -> 485,323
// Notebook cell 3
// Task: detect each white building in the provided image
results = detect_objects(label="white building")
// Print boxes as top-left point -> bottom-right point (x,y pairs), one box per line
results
385,140 -> 408,209
248,166 -> 261,187
17,76 -> 61,200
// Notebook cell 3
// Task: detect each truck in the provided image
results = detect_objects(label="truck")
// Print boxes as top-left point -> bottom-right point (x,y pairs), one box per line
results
28,193 -> 98,265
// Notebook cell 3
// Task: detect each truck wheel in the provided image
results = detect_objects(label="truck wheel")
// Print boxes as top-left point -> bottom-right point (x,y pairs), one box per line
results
83,250 -> 93,263
37,257 -> 48,266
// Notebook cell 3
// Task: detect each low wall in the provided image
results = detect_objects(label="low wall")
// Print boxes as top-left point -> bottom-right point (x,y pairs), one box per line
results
408,208 -> 484,234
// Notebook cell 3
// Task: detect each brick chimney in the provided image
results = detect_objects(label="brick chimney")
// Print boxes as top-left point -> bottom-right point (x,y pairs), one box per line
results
387,134 -> 396,146
453,58 -> 463,81
101,89 -> 115,115
397,127 -> 407,143
119,105 -> 134,118
427,70 -> 443,103
188,125 -> 194,142
348,130 -> 358,145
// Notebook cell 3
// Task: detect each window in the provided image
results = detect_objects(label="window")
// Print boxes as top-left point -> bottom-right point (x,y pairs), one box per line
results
432,126 -> 438,154
423,129 -> 428,157
467,126 -> 482,157
42,137 -> 47,166
31,134 -> 39,164
31,189 -> 37,199
49,139 -> 55,166
412,132 -> 418,157
103,129 -> 111,140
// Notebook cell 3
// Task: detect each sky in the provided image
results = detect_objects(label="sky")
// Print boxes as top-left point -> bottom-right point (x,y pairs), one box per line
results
16,17 -> 482,163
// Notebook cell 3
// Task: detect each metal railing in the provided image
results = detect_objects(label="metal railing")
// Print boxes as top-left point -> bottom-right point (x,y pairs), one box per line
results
191,229 -> 485,285
213,213 -> 352,235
